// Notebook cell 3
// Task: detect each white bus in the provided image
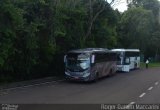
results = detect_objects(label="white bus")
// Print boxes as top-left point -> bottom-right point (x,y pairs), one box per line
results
111,49 -> 140,72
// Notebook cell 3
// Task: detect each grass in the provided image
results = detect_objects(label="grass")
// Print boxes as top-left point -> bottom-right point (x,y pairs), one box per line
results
140,62 -> 160,68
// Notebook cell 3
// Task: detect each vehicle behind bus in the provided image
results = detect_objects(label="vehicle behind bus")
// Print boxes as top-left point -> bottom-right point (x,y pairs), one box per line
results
64,48 -> 117,82
111,49 -> 140,72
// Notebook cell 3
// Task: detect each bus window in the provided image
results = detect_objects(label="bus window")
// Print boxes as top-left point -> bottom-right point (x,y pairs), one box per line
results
66,53 -> 90,72
117,56 -> 121,65
125,57 -> 130,64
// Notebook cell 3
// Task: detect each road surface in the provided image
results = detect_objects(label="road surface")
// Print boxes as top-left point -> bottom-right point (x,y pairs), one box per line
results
0,68 -> 160,109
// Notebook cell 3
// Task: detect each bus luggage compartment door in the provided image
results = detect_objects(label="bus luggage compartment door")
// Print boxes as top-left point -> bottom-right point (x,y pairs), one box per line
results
122,65 -> 130,72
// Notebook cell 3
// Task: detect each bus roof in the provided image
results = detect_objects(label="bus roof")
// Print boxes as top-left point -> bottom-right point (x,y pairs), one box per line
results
111,49 -> 140,52
68,48 -> 109,53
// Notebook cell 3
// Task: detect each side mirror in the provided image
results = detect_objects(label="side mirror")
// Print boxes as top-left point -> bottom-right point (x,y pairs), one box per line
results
91,55 -> 95,63
64,55 -> 67,63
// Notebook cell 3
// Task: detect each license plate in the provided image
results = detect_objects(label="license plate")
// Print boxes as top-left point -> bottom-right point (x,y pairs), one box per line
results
74,77 -> 79,79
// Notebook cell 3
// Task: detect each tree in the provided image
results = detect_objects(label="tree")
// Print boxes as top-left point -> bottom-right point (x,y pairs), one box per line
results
0,0 -> 24,71
0,0 -> 120,82
125,0 -> 160,59
117,7 -> 154,52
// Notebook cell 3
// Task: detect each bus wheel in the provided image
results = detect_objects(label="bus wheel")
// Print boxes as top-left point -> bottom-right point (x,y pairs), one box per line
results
109,69 -> 115,76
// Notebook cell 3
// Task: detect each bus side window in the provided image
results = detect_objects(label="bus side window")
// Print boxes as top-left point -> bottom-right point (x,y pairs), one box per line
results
94,53 -> 98,63
95,53 -> 105,63
117,56 -> 121,61
116,55 -> 121,64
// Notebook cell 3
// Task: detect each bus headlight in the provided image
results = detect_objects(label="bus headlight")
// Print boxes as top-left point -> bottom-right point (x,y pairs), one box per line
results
83,72 -> 90,77
83,69 -> 90,77
65,71 -> 70,76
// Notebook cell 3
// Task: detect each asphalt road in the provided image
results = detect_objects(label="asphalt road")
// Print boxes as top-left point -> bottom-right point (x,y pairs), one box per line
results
0,68 -> 160,109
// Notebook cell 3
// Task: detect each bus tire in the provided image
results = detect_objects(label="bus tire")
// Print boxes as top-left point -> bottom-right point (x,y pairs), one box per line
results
109,69 -> 115,76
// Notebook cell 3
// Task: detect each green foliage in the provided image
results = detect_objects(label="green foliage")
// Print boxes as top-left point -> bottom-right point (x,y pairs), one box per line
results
118,7 -> 154,50
1,0 -> 160,83
141,62 -> 160,68
121,0 -> 160,59
0,0 -> 120,82
0,0 -> 24,70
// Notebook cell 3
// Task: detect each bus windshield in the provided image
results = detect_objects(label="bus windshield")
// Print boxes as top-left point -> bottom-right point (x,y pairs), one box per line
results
66,53 -> 90,72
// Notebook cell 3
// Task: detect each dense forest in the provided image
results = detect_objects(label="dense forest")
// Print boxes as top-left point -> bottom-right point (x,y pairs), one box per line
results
0,0 -> 160,82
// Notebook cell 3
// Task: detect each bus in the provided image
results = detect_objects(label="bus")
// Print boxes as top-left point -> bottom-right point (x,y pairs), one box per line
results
111,49 -> 140,72
64,48 -> 117,81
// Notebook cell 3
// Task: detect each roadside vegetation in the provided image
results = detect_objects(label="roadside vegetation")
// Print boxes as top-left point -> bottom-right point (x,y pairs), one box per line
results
0,0 -> 160,83
141,62 -> 160,68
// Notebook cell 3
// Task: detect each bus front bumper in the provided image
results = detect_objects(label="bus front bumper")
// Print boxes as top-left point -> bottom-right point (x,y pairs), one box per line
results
65,71 -> 91,82
65,75 -> 91,82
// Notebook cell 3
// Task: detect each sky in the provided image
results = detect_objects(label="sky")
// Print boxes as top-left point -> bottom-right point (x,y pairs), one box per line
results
108,0 -> 160,12
107,0 -> 128,12
113,0 -> 128,12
